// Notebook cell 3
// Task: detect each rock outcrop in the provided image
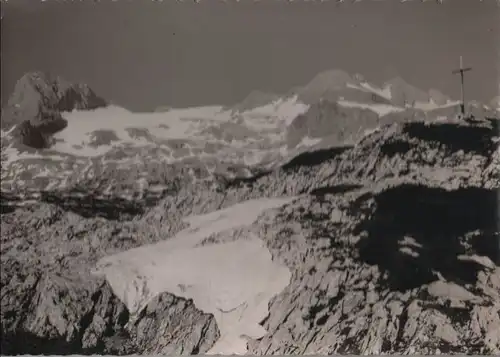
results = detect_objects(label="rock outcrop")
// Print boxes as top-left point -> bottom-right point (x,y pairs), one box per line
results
0,205 -> 219,355
286,100 -> 379,148
1,71 -> 107,149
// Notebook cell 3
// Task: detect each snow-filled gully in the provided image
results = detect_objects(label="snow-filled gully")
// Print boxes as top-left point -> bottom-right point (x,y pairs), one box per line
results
93,196 -> 297,355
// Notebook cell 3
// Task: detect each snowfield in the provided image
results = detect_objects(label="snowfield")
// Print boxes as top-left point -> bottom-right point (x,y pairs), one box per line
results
346,81 -> 393,101
337,98 -> 463,116
55,97 -> 308,159
55,105 -> 230,157
50,99 -> 309,161
337,99 -> 405,116
1,99 -> 311,192
93,196 -> 297,355
413,99 -> 461,111
238,95 -> 310,126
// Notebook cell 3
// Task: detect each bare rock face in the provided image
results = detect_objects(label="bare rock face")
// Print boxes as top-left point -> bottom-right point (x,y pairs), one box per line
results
12,111 -> 68,149
246,183 -> 500,354
0,271 -> 133,355
1,71 -> 107,148
286,100 -> 379,148
0,205 -> 220,355
0,274 -> 219,355
244,118 -> 500,355
130,294 -> 220,355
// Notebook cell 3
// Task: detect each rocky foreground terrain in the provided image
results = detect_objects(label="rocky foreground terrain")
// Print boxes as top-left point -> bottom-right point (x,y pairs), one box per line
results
1,71 -> 499,355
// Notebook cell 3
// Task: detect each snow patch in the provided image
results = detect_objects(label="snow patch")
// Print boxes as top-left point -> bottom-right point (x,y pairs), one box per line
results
0,125 -> 17,139
241,95 -> 309,126
347,82 -> 392,101
413,99 -> 461,111
337,100 -> 404,116
93,196 -> 297,355
297,136 -> 322,148
359,126 -> 383,141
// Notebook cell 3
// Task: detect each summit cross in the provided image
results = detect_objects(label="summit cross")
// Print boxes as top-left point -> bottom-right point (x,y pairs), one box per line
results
451,55 -> 472,118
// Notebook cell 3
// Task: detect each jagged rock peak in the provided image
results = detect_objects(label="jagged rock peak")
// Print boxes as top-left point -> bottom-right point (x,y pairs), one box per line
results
2,71 -> 107,128
293,69 -> 365,105
1,71 -> 108,149
26,71 -> 105,108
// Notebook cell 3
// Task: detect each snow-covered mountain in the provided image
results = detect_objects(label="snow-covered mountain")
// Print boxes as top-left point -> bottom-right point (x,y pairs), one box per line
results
0,69 -> 495,222
1,70 -> 499,355
0,70 -> 478,196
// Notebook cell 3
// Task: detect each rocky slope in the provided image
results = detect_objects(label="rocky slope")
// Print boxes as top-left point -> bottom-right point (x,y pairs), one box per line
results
1,72 -> 499,355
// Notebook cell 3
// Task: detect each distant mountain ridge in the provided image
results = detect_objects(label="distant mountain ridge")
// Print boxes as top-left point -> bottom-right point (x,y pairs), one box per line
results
1,69 -> 497,172
228,69 -> 461,113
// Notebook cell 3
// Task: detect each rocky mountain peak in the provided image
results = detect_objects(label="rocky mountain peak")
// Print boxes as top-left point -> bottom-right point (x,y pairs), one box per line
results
6,71 -> 106,115
299,69 -> 354,95
1,71 -> 107,149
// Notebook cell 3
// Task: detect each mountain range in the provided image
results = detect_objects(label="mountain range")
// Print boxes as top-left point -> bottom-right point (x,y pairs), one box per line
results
1,69 -> 499,355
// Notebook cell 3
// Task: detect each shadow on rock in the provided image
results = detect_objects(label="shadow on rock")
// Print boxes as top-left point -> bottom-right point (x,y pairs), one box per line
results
1,327 -> 136,356
225,170 -> 271,189
353,184 -> 500,292
403,122 -> 497,156
0,192 -> 23,215
0,329 -> 99,356
40,190 -> 145,221
310,184 -> 363,196
282,146 -> 351,171
13,111 -> 68,149
1,185 -> 166,220
379,140 -> 413,158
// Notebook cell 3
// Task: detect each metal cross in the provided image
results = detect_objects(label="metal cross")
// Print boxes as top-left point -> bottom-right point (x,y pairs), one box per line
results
452,56 -> 472,118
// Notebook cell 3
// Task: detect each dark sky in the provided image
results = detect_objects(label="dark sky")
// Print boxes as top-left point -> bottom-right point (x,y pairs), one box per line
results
1,0 -> 499,111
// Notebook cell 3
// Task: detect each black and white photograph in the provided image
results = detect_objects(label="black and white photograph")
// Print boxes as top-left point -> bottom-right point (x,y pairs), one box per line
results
1,0 -> 499,355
